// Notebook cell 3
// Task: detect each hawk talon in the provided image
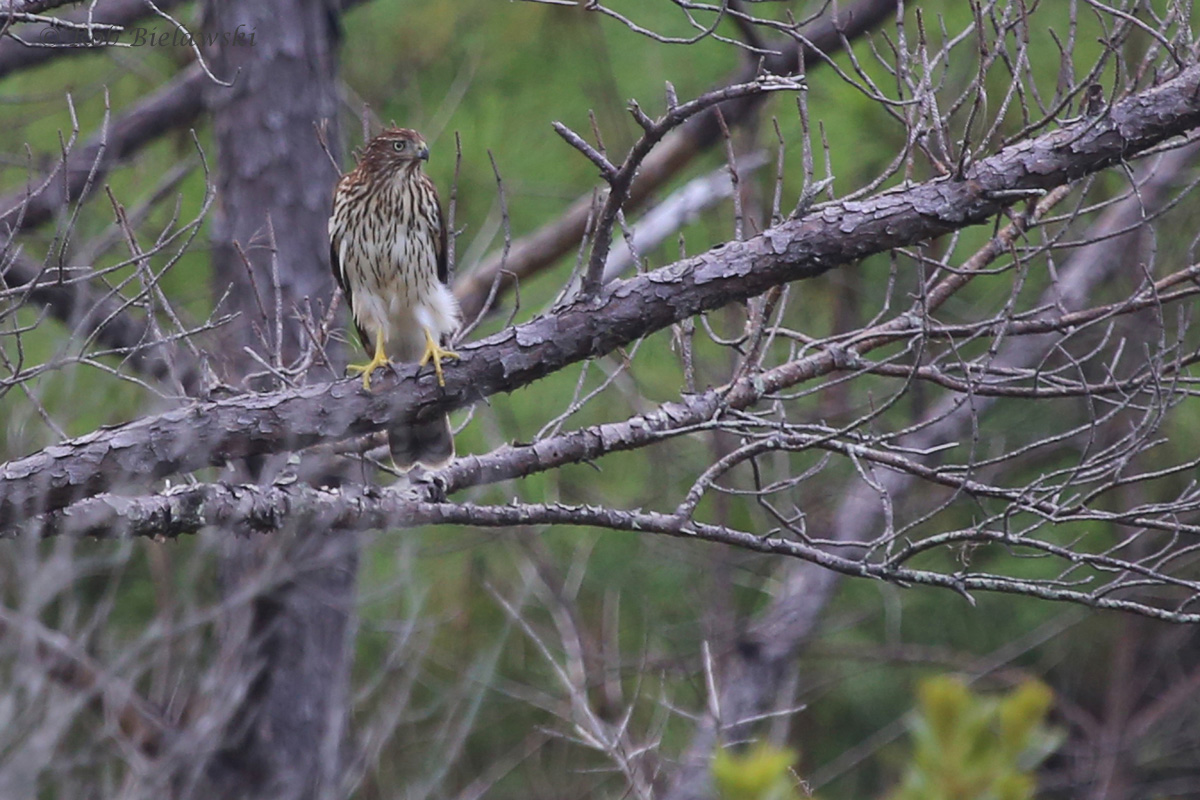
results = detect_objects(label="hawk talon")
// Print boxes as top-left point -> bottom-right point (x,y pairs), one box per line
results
347,336 -> 391,390
418,327 -> 459,387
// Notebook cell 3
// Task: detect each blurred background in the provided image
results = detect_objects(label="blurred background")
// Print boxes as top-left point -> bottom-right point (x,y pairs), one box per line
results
2,1 -> 1200,798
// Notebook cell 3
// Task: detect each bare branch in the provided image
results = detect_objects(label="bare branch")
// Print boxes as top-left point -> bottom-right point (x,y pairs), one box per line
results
453,0 -> 901,320
0,249 -> 203,391
577,75 -> 805,298
0,63 -> 207,236
0,0 -> 184,78
19,482 -> 1200,625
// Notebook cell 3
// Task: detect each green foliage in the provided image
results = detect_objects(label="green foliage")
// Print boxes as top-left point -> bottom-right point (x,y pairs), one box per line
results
713,743 -> 804,800
889,677 -> 1060,800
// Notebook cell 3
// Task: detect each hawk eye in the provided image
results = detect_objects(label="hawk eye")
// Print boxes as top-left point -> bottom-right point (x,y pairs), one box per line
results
393,140 -> 407,152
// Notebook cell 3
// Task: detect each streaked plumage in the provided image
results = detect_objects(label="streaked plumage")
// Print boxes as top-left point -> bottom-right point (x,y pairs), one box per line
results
328,128 -> 461,471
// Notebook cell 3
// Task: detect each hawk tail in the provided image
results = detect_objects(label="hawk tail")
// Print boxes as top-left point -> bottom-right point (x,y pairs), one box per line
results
389,415 -> 454,472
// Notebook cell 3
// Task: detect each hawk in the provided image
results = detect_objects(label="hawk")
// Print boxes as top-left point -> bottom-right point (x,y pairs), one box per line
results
328,128 -> 461,471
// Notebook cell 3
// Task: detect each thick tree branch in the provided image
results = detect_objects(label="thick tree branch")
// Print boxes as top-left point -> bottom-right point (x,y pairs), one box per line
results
4,62 -> 1200,528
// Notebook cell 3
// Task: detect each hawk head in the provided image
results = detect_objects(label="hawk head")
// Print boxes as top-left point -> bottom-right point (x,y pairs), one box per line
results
359,128 -> 430,176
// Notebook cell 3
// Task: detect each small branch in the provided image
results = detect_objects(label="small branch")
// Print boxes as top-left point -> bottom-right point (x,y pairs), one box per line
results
0,0 -> 84,18
0,0 -> 185,79
577,75 -> 805,298
0,249 -> 203,392
453,0 -> 898,320
552,121 -> 617,178
0,606 -> 172,756
0,63 -> 207,235
601,152 -> 768,284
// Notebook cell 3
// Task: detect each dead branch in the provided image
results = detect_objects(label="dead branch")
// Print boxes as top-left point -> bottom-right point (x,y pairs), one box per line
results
453,0 -> 901,319
0,64 -> 207,235
0,249 -> 203,390
17,482 -> 1200,626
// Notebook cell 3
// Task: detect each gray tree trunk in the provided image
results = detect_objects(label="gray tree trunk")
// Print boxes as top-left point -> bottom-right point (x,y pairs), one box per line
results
198,2 -> 352,798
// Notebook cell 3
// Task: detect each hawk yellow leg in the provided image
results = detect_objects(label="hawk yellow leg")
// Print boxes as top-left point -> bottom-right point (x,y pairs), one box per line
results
347,334 -> 390,390
419,327 -> 459,387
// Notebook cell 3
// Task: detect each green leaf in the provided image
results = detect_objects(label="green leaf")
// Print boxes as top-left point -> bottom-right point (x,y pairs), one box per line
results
917,676 -> 971,747
712,743 -> 802,800
998,680 -> 1054,753
888,676 -> 1061,800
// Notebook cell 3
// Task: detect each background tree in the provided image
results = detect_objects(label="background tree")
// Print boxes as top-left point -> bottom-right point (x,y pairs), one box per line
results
2,1 -> 1200,799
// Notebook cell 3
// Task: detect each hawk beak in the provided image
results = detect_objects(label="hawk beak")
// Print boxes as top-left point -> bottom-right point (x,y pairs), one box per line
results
418,145 -> 430,161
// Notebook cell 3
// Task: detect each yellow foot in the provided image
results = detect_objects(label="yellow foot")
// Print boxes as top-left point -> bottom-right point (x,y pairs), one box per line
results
418,327 -> 459,387
347,336 -> 391,390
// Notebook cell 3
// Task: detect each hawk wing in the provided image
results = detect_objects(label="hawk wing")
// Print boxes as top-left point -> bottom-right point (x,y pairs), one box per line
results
329,177 -> 350,297
422,172 -> 450,286
438,204 -> 449,286
329,180 -> 371,352
437,201 -> 449,286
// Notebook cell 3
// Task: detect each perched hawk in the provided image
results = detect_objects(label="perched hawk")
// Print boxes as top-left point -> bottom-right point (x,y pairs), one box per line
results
328,128 -> 461,471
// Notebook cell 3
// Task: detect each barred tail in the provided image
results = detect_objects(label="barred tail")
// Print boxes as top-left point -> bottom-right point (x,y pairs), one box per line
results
389,415 -> 454,472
